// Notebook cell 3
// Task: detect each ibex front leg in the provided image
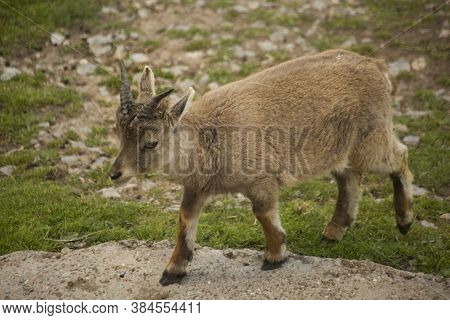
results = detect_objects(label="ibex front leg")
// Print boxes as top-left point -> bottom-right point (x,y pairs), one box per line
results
159,189 -> 207,286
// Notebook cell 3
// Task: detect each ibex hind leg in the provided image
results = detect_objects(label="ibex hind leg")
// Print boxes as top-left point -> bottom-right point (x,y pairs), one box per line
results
246,182 -> 288,270
322,169 -> 362,241
363,137 -> 414,235
389,140 -> 414,234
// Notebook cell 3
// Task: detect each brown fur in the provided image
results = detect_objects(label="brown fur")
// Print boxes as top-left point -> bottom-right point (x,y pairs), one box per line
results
110,50 -> 414,284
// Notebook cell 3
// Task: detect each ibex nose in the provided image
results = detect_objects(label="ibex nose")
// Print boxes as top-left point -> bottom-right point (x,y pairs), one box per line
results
109,171 -> 122,181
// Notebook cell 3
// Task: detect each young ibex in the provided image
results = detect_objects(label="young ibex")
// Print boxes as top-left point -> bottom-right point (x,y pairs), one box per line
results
110,49 -> 413,286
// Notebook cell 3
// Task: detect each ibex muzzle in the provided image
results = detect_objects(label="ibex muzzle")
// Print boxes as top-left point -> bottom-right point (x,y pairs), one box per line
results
110,50 -> 414,286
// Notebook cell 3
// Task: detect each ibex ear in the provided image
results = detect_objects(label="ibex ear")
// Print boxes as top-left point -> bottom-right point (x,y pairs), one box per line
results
169,87 -> 195,125
137,65 -> 156,102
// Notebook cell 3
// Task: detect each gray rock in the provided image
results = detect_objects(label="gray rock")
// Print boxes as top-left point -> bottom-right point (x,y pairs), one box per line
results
388,58 -> 410,77
270,28 -> 289,42
411,57 -> 426,71
137,8 -> 149,18
97,187 -> 121,199
165,204 -> 181,212
403,135 -> 420,146
440,213 -> 450,222
50,32 -> 65,46
412,185 -> 428,197
258,40 -> 277,52
393,123 -> 408,133
1,67 -> 21,81
129,53 -> 149,64
178,79 -> 195,90
61,155 -> 79,166
167,65 -> 188,77
87,34 -> 112,46
87,34 -> 112,57
91,44 -> 112,57
305,19 -> 320,37
38,122 -> 50,129
198,74 -> 209,87
233,45 -> 255,59
233,5 -> 248,13
90,156 -> 109,170
341,36 -> 357,49
76,59 -> 96,76
141,180 -> 157,192
130,32 -> 140,40
0,165 -> 16,177
208,82 -> 219,90
419,220 -> 437,229
311,0 -> 327,11
101,6 -> 118,15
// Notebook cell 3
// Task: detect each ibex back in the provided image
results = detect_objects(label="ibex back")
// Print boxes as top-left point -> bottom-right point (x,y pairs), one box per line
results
109,49 -> 414,286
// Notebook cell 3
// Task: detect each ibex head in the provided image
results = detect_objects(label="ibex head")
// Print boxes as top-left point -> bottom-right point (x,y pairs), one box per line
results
109,61 -> 194,182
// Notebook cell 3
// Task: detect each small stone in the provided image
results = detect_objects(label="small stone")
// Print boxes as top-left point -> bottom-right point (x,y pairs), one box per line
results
208,82 -> 219,90
90,156 -> 109,169
198,74 -> 209,87
91,44 -> 112,57
129,53 -> 149,64
388,58 -> 410,77
61,155 -> 79,166
97,187 -> 121,199
412,185 -> 428,197
0,165 -> 16,177
178,79 -> 195,90
130,32 -> 140,40
438,29 -> 449,38
167,65 -> 189,77
341,36 -> 357,49
403,135 -> 420,146
411,57 -> 426,71
61,247 -> 72,254
141,180 -> 157,192
311,0 -> 327,11
270,28 -> 289,42
258,40 -> 277,52
419,220 -> 437,229
440,213 -> 450,222
76,59 -> 96,76
393,123 -> 408,133
248,1 -> 260,10
101,6 -> 118,15
38,122 -> 50,129
87,34 -> 112,57
233,45 -> 255,59
165,204 -> 180,212
233,5 -> 248,13
137,8 -> 149,18
1,67 -> 21,81
50,32 -> 65,46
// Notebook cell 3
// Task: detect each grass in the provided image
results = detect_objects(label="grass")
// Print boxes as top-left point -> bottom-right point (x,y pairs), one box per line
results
0,0 -> 101,55
0,72 -> 82,147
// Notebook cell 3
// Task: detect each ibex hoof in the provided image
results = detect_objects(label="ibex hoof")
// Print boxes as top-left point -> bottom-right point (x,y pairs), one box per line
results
261,258 -> 286,271
159,270 -> 186,286
397,222 -> 412,235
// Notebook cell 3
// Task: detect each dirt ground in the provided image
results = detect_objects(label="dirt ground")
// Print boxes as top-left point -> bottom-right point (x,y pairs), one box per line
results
0,240 -> 448,299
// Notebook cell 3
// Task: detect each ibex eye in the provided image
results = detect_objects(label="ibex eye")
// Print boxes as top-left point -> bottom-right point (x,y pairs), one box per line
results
143,141 -> 158,149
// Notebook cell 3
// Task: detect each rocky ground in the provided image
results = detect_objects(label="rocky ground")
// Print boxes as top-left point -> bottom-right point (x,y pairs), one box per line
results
0,0 -> 448,299
1,240 -> 448,299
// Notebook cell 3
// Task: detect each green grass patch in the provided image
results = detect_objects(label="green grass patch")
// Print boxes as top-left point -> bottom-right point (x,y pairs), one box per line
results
0,0 -> 101,55
395,89 -> 450,195
0,73 -> 82,147
166,27 -> 209,39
